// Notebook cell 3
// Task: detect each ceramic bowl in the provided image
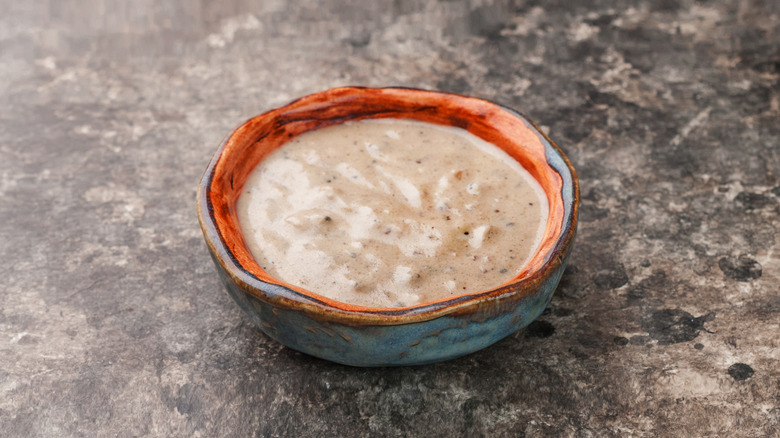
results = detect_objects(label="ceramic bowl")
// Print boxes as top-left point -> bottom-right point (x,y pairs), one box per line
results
197,87 -> 578,366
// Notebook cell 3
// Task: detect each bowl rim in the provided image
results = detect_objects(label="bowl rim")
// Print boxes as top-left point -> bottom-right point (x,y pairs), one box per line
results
197,86 -> 579,325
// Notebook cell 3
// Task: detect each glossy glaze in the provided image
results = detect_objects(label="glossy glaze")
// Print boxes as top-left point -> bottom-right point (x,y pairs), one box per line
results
197,87 -> 579,366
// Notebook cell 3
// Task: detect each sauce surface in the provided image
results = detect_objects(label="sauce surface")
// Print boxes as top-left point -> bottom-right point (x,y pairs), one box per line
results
237,119 -> 548,308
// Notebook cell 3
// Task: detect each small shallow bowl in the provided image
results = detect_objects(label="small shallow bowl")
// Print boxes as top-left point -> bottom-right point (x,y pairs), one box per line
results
197,87 -> 579,366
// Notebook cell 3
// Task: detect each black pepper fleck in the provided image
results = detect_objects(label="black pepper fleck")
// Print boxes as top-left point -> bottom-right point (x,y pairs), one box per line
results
614,336 -> 629,346
727,363 -> 754,381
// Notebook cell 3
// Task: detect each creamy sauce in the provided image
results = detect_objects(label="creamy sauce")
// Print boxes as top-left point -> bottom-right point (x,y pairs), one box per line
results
237,119 -> 548,308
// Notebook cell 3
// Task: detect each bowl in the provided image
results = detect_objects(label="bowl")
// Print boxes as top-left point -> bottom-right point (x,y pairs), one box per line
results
197,87 -> 579,366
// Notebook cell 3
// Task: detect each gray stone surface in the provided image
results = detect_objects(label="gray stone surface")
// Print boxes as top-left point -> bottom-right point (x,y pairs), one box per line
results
1,0 -> 778,436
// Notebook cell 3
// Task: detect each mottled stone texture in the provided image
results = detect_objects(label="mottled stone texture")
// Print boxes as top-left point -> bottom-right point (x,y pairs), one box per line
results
0,0 -> 778,436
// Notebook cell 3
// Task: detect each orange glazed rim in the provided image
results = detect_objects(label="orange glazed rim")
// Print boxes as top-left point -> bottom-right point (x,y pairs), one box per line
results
197,87 -> 579,325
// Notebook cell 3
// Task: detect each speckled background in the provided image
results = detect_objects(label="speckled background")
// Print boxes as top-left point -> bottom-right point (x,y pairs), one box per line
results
1,1 -> 778,436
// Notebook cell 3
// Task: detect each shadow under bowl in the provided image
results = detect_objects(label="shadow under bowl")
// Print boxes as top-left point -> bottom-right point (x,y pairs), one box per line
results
197,87 -> 579,366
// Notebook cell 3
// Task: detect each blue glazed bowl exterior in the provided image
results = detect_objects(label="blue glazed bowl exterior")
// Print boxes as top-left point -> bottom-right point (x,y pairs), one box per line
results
197,87 -> 578,367
211,252 -> 568,366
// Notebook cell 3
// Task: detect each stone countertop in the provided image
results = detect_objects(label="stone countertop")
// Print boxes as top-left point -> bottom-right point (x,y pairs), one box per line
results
1,1 -> 778,436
